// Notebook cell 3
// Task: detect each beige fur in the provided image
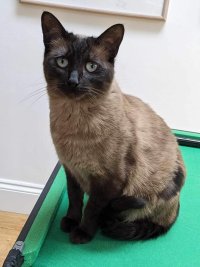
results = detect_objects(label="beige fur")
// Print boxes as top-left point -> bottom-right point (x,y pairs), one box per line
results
48,80 -> 185,226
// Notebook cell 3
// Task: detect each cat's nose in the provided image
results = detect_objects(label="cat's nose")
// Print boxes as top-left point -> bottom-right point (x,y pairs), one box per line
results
68,70 -> 79,88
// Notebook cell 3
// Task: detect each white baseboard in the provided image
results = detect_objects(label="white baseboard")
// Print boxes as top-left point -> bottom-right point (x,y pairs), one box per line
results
0,178 -> 44,214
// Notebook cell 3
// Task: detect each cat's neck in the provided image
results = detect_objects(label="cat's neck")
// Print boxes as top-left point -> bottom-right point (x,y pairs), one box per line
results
48,81 -> 124,137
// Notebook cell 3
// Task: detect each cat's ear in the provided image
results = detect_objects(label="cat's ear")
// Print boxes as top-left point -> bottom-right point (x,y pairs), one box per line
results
41,12 -> 66,46
96,24 -> 124,60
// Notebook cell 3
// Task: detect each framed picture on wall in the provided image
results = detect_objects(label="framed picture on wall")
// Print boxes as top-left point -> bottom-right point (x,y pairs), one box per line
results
20,0 -> 170,20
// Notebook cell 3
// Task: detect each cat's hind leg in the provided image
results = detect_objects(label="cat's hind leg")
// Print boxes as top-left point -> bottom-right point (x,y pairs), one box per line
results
101,197 -> 180,241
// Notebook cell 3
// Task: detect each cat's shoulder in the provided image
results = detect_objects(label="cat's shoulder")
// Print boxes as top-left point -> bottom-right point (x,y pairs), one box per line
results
123,93 -> 152,112
123,93 -> 142,104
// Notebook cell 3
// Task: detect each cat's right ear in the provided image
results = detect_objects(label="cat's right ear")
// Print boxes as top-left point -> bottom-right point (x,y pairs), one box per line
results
41,12 -> 66,47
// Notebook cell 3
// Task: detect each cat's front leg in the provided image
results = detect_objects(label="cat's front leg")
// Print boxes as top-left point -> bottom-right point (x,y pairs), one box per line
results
61,167 -> 84,233
70,178 -> 121,244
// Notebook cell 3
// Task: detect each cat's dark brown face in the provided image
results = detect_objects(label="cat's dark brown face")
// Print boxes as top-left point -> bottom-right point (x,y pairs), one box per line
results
41,12 -> 124,100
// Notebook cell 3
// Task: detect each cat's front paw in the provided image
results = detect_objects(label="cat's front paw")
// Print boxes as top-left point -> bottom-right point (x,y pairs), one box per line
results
60,216 -> 79,233
70,227 -> 93,244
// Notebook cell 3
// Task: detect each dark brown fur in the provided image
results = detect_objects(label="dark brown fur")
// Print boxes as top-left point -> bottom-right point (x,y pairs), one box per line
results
41,12 -> 186,244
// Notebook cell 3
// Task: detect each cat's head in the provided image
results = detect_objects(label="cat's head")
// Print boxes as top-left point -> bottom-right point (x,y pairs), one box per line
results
41,12 -> 124,100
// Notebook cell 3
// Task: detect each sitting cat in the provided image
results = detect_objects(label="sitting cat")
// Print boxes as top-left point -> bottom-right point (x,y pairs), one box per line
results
41,12 -> 186,244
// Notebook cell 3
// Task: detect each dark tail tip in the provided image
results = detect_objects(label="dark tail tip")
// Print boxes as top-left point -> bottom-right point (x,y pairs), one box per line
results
101,219 -> 171,241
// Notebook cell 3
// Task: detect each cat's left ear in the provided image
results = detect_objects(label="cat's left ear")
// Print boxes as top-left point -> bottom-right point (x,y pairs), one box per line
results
96,24 -> 124,60
41,11 -> 66,47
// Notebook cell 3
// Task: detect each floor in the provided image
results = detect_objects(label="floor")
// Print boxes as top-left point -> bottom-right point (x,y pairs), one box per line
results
0,211 -> 28,266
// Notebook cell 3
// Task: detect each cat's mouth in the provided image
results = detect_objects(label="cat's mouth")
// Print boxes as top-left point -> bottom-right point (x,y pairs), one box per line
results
57,85 -> 88,100
56,84 -> 102,100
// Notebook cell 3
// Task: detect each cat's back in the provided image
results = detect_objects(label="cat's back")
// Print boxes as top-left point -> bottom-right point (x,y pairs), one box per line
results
123,93 -> 172,138
123,92 -> 180,172
123,93 -> 164,122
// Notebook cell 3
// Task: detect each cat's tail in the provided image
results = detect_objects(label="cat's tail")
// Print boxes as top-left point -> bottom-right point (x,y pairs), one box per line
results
101,218 -> 172,240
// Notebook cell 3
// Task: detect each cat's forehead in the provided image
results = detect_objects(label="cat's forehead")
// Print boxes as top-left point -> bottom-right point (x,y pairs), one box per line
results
48,34 -> 94,57
71,35 -> 93,53
47,34 -> 108,62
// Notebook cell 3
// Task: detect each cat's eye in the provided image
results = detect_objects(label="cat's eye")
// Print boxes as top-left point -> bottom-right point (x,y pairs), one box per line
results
86,62 -> 98,73
56,57 -> 68,68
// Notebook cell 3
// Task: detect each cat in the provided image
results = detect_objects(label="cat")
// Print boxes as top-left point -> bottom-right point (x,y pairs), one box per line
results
41,11 -> 186,244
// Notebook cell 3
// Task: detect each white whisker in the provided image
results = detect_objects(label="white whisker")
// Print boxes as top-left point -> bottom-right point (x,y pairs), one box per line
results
19,88 -> 47,103
30,93 -> 47,105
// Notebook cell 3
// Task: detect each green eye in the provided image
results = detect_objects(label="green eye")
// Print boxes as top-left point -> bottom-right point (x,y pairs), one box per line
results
86,62 -> 98,72
56,57 -> 68,68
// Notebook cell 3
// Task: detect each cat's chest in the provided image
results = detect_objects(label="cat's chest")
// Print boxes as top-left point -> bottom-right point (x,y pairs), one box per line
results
50,102 -> 107,159
52,123 -> 98,165
50,110 -> 104,191
55,134 -> 100,193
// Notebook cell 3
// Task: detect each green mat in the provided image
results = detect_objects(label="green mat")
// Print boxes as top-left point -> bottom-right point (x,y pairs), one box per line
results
173,129 -> 200,140
27,146 -> 200,267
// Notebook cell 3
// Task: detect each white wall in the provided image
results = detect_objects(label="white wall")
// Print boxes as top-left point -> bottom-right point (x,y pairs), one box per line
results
0,0 -> 200,213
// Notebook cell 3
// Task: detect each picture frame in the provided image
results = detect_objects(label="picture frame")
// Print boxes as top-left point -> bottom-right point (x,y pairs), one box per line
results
20,0 -> 170,21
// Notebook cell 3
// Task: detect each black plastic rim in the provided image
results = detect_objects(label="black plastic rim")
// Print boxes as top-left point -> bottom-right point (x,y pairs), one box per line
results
17,162 -> 61,241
